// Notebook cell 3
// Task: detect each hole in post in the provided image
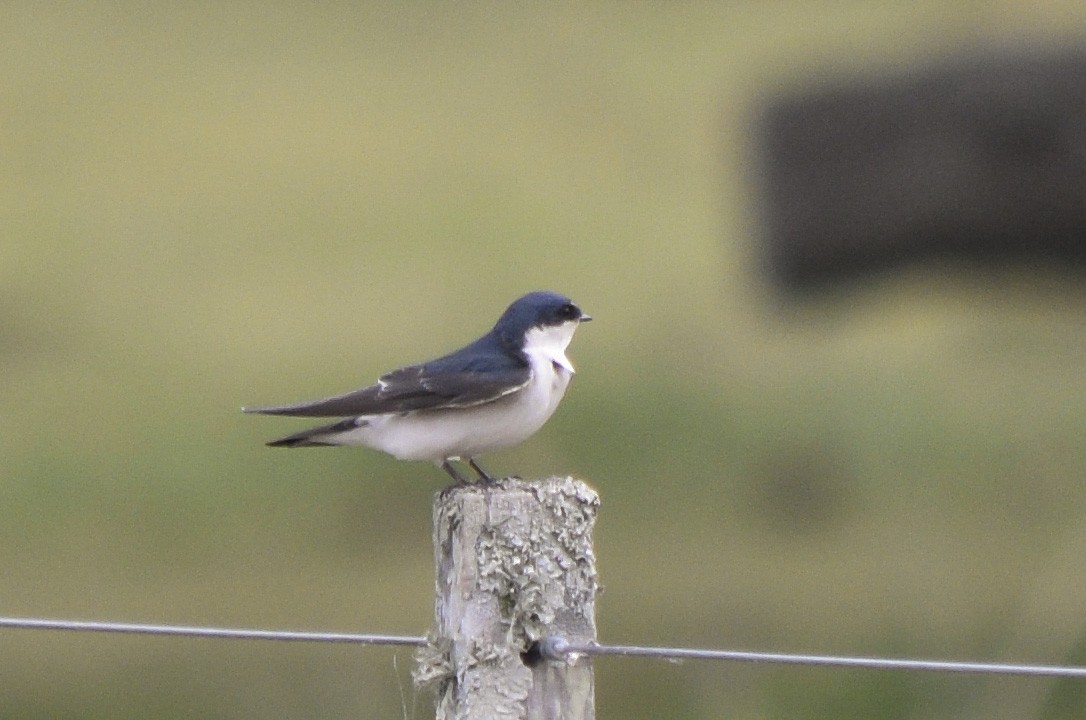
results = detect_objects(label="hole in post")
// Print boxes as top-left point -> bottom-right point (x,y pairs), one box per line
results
521,641 -> 543,667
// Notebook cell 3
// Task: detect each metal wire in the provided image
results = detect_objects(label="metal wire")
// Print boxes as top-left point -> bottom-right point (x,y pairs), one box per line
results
4,616 -> 1086,678
538,637 -> 1086,678
0,617 -> 426,647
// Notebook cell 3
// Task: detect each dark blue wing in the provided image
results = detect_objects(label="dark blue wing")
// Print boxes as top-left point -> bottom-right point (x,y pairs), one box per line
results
243,335 -> 530,418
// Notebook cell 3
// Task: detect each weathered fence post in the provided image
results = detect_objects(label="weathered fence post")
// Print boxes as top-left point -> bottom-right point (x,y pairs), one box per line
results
415,476 -> 599,720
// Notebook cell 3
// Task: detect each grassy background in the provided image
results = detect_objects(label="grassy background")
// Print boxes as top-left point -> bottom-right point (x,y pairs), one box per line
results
5,2 -> 1086,718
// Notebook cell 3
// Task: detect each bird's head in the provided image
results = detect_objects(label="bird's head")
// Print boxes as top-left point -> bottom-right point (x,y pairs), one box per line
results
494,291 -> 592,359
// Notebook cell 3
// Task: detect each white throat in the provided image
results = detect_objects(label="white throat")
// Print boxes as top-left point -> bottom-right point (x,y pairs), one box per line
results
522,320 -> 579,373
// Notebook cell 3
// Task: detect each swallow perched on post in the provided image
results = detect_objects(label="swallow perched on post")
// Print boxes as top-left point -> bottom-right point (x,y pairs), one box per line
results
244,291 -> 591,483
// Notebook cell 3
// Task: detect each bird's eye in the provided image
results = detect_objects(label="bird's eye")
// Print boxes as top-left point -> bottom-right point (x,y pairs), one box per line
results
560,303 -> 577,319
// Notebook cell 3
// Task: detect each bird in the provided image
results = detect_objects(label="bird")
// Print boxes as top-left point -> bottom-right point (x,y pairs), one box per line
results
243,290 -> 592,484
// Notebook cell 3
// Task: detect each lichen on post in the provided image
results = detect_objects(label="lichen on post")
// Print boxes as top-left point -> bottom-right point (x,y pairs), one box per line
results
415,476 -> 599,720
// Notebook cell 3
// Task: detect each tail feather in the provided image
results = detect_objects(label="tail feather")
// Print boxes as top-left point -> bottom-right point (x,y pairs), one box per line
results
264,417 -> 366,448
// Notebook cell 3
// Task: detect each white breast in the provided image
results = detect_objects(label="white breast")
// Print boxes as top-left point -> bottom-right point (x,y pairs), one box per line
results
339,320 -> 580,462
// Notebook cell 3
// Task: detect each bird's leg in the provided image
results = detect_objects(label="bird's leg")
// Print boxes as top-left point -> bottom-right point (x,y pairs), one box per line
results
467,457 -> 496,483
441,460 -> 470,485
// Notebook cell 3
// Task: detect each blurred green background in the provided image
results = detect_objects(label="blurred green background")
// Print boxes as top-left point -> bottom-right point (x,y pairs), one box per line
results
5,2 -> 1086,718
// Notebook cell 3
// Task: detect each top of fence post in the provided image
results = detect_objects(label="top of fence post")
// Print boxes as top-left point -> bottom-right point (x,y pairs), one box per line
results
415,476 -> 599,720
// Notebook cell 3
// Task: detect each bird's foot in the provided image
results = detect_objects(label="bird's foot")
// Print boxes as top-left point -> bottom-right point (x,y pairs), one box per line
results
467,458 -> 498,485
440,460 -> 471,485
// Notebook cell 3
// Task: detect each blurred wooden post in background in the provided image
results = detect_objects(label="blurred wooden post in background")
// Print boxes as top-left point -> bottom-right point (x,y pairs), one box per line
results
415,476 -> 599,720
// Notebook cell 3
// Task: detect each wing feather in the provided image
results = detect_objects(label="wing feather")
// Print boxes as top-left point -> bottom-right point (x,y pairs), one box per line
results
243,365 -> 530,418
